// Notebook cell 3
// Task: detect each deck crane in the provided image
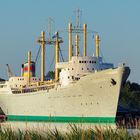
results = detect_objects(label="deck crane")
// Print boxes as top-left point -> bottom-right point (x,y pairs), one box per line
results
6,64 -> 15,78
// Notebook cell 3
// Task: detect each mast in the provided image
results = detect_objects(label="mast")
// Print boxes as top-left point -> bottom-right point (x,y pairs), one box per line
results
37,31 -> 46,82
68,23 -> 72,62
28,51 -> 31,85
55,32 -> 59,81
83,23 -> 87,57
41,31 -> 45,82
75,33 -> 79,56
95,34 -> 100,57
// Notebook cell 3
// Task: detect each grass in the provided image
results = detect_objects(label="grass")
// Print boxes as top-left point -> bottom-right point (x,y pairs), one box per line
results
0,124 -> 140,140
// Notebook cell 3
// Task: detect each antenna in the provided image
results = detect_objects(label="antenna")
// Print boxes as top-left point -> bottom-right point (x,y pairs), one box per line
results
47,17 -> 54,43
75,9 -> 82,30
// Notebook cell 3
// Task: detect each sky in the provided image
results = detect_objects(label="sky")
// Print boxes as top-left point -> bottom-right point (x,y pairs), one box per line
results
0,0 -> 140,83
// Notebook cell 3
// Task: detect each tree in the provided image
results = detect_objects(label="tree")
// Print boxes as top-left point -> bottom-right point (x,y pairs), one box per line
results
45,71 -> 55,79
119,81 -> 140,109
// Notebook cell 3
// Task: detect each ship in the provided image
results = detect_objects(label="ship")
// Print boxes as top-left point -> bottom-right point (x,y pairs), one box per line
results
0,21 -> 130,124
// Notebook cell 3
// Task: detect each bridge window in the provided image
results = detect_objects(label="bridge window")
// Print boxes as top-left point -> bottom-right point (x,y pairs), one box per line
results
92,61 -> 96,63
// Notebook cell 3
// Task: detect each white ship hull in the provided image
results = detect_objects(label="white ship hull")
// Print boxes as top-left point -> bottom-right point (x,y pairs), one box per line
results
0,66 -> 128,123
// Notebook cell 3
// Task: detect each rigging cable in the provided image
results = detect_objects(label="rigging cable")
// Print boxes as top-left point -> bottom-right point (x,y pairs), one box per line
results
59,46 -> 64,62
48,52 -> 55,71
35,46 -> 41,64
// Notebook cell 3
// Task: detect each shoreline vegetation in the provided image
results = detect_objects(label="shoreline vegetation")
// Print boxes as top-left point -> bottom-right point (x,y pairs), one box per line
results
0,124 -> 140,140
116,81 -> 140,127
119,81 -> 140,110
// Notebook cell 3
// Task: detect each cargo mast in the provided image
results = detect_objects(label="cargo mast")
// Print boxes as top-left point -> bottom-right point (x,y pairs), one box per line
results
37,18 -> 63,82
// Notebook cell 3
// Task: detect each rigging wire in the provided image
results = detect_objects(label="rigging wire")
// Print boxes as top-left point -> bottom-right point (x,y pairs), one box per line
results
59,46 -> 64,62
35,46 -> 41,64
48,52 -> 55,71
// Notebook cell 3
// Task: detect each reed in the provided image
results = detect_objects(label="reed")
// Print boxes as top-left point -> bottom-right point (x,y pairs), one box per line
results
0,124 -> 139,140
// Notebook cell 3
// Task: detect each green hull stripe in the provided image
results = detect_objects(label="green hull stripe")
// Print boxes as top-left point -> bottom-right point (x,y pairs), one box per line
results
7,115 -> 115,123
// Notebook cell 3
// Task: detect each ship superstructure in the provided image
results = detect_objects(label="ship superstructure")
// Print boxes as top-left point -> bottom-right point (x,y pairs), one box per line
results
0,21 -> 130,123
